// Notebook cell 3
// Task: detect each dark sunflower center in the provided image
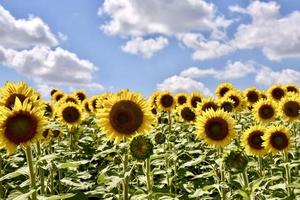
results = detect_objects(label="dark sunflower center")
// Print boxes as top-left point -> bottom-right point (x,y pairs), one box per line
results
248,131 -> 264,150
109,100 -> 143,134
4,112 -> 38,144
181,107 -> 196,122
151,108 -> 157,115
270,131 -> 289,150
286,86 -> 298,93
191,97 -> 202,108
160,95 -> 174,108
50,89 -> 58,96
65,97 -> 77,104
62,106 -> 80,123
52,130 -> 60,138
247,91 -> 259,103
77,93 -> 86,101
258,104 -> 274,119
272,88 -> 284,100
55,94 -> 63,102
178,96 -> 187,105
205,117 -> 229,141
220,87 -> 229,97
5,94 -> 26,109
202,102 -> 218,111
42,129 -> 50,138
92,99 -> 98,110
84,102 -> 91,112
229,95 -> 240,107
221,102 -> 233,112
283,101 -> 300,117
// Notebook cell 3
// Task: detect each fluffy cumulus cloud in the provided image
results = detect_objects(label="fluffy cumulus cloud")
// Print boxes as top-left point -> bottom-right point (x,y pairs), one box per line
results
180,61 -> 256,80
0,5 -> 103,96
157,75 -> 212,96
0,5 -> 58,49
99,0 -> 231,58
255,67 -> 300,86
121,36 -> 168,58
232,1 -> 300,60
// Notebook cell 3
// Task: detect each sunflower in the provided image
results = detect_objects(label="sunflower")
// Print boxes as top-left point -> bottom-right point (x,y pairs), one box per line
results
130,135 -> 153,160
278,95 -> 300,122
57,102 -> 83,128
97,91 -> 153,143
177,106 -> 196,123
263,126 -> 291,154
224,90 -> 246,111
197,97 -> 219,112
241,125 -> 267,156
252,99 -> 276,124
196,109 -> 236,147
267,84 -> 287,101
52,91 -> 64,103
73,90 -> 87,102
188,92 -> 203,108
175,93 -> 188,106
58,94 -> 80,105
243,87 -> 260,107
0,81 -> 40,110
284,84 -> 299,94
149,91 -> 161,107
218,98 -> 235,113
156,92 -> 175,111
50,87 -> 62,97
0,98 -> 46,155
96,92 -> 113,110
259,90 -> 268,100
215,83 -> 234,98
82,99 -> 92,114
44,102 -> 54,118
90,95 -> 99,112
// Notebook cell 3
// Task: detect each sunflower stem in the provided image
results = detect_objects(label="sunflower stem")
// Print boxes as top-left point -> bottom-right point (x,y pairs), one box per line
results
145,157 -> 152,200
58,169 -> 62,193
258,156 -> 263,176
25,146 -> 37,200
218,148 -> 226,200
283,152 -> 293,197
123,139 -> 129,200
36,141 -> 45,195
0,157 -> 3,199
242,169 -> 249,188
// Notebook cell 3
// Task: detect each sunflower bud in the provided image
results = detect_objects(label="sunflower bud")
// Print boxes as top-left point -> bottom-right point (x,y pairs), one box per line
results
130,135 -> 153,160
224,150 -> 248,174
155,132 -> 166,144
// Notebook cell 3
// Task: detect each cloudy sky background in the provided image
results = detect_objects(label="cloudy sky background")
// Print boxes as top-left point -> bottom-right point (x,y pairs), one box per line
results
0,0 -> 299,97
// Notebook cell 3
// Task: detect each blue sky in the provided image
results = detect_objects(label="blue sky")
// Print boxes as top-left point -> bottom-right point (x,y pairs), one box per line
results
0,0 -> 299,97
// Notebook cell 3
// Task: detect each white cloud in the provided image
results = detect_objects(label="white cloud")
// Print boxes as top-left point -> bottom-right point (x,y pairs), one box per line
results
0,45 -> 101,87
121,36 -> 168,58
58,32 -> 68,42
180,61 -> 256,80
99,0 -> 231,36
232,1 -> 300,60
157,75 -> 212,96
255,67 -> 300,86
0,5 -> 58,49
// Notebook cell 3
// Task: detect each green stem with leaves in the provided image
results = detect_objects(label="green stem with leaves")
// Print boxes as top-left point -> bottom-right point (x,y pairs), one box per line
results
145,158 -> 152,200
258,156 -> 263,176
25,146 -> 37,200
284,152 -> 293,197
36,141 -> 45,195
123,139 -> 129,200
242,169 -> 249,188
0,157 -> 3,199
218,148 -> 226,200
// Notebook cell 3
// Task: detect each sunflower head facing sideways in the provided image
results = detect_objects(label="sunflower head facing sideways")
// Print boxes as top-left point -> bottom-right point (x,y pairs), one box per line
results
0,98 -> 46,155
196,109 -> 236,148
241,125 -> 267,157
50,87 -> 62,98
215,82 -> 234,98
52,91 -> 64,103
156,92 -> 175,112
284,84 -> 299,94
267,84 -> 287,102
252,99 -> 277,124
89,95 -> 100,113
263,126 -> 291,154
149,91 -> 161,108
44,102 -> 54,118
224,90 -> 246,111
278,94 -> 300,122
175,93 -> 188,106
130,135 -> 153,160
57,102 -> 83,128
188,92 -> 203,108
97,91 -> 154,144
0,81 -> 41,110
82,99 -> 92,114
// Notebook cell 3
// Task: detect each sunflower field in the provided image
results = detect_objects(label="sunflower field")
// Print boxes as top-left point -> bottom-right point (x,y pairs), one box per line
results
0,81 -> 299,200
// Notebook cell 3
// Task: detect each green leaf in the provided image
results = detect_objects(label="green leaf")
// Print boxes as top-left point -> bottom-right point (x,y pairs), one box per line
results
58,160 -> 89,169
0,166 -> 28,181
